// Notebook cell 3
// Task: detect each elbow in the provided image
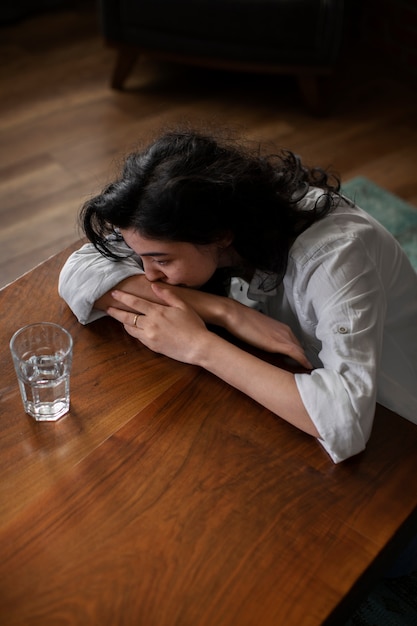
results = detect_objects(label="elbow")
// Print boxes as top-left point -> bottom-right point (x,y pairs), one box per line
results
295,370 -> 375,463
58,266 -> 70,302
317,416 -> 370,463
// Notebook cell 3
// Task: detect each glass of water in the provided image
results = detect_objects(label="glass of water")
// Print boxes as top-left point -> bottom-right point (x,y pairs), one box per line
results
10,322 -> 73,421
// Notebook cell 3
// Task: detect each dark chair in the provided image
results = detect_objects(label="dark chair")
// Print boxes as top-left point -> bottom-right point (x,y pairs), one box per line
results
98,0 -> 346,113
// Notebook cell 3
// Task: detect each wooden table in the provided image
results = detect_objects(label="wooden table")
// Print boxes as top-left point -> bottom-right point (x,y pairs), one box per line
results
1,243 -> 417,626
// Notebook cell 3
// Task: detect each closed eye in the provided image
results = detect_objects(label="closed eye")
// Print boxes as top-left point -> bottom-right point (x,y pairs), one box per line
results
140,254 -> 170,267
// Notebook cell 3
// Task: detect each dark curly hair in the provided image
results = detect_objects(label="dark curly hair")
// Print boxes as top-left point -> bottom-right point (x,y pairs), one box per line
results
80,129 -> 340,287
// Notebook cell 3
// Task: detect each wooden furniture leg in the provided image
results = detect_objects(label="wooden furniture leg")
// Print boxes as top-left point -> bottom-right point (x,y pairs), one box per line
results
297,74 -> 326,115
111,46 -> 139,89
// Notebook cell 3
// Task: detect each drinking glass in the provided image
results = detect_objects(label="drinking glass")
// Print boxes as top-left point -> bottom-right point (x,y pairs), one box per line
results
10,322 -> 73,421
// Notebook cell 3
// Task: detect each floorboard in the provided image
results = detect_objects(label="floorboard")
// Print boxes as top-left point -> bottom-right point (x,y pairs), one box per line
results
1,1 -> 417,288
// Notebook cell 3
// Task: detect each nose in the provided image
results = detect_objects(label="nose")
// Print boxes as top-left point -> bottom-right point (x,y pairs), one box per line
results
143,263 -> 166,282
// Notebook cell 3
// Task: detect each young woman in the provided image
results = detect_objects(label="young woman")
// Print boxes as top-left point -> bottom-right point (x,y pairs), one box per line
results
58,129 -> 417,463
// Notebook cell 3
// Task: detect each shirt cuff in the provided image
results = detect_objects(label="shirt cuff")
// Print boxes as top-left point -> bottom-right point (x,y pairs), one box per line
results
295,369 -> 369,463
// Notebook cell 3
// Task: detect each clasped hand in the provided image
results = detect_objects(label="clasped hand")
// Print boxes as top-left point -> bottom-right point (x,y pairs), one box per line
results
107,283 -> 312,369
107,285 -> 209,365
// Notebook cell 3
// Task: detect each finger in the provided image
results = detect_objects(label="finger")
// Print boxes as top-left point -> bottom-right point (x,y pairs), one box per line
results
286,346 -> 313,370
107,305 -> 144,329
297,354 -> 313,370
151,283 -> 187,309
107,305 -> 129,325
283,327 -> 303,348
111,289 -> 149,315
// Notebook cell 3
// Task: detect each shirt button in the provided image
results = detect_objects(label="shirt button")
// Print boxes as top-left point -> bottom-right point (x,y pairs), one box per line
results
338,326 -> 348,334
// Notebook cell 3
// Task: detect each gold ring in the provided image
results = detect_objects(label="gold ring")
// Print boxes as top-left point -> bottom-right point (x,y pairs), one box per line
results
133,314 -> 139,327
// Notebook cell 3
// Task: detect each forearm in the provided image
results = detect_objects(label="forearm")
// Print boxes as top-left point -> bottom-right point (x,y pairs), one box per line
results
194,331 -> 319,437
58,243 -> 144,324
96,276 -> 231,326
104,279 -> 311,368
106,286 -> 316,436
94,275 -> 161,312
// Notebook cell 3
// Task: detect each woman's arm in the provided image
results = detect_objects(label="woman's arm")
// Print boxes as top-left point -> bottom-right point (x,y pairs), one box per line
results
59,243 -> 310,368
58,242 -> 144,324
196,330 -> 318,436
98,277 -> 311,369
107,286 -> 318,437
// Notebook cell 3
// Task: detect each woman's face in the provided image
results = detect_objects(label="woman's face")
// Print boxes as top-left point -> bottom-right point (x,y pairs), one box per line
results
120,228 -> 224,288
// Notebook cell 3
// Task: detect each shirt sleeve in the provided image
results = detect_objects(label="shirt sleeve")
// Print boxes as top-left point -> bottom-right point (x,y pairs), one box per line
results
58,242 -> 144,324
292,235 -> 387,463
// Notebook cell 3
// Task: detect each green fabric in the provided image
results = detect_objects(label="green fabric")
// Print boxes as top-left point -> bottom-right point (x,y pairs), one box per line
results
342,176 -> 417,271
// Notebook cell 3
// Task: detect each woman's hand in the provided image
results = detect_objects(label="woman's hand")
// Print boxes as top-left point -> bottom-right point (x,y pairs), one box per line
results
107,285 -> 318,437
223,301 -> 312,370
99,275 -> 311,369
106,285 -> 211,365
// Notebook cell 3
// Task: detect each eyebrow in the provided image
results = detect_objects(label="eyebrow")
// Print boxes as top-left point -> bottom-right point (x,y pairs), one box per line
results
138,252 -> 169,257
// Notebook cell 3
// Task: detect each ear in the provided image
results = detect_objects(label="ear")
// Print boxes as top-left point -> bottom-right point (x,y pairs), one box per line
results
217,231 -> 234,248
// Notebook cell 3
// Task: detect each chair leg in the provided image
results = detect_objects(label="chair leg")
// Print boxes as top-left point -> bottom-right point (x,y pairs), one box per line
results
297,74 -> 325,115
111,46 -> 139,89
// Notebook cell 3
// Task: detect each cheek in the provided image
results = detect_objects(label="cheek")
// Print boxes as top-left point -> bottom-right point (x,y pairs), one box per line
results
190,259 -> 217,284
169,251 -> 217,286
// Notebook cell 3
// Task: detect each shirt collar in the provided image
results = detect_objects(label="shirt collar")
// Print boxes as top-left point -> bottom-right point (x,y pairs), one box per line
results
247,270 -> 278,301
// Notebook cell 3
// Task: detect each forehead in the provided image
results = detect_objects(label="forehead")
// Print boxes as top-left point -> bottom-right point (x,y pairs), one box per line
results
120,228 -> 193,257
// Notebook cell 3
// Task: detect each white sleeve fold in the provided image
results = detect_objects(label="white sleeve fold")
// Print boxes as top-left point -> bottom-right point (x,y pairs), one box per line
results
295,370 -> 369,463
58,243 -> 144,324
287,231 -> 387,463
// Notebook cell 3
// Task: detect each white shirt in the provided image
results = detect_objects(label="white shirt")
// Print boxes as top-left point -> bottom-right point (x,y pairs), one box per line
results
58,189 -> 417,463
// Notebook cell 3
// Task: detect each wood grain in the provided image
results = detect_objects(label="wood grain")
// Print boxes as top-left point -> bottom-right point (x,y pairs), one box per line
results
1,246 -> 417,626
1,5 -> 417,623
1,2 -> 417,288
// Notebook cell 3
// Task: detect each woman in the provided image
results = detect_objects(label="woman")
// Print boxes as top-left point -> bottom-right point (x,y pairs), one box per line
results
59,129 -> 417,463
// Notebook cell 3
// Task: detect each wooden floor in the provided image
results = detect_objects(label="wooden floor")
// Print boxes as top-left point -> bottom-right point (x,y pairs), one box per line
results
1,2 -> 417,289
